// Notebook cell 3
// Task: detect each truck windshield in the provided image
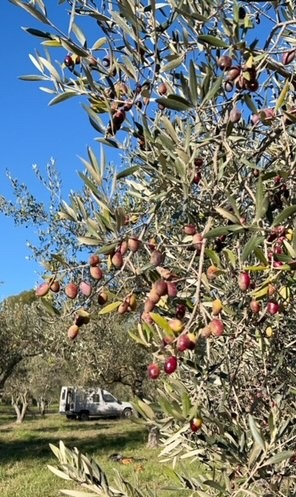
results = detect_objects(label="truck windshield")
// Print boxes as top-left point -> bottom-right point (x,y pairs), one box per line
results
102,393 -> 116,403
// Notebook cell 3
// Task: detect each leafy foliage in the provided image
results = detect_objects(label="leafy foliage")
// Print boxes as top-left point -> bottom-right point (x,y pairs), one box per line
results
6,0 -> 296,495
0,292 -> 57,388
63,312 -> 152,398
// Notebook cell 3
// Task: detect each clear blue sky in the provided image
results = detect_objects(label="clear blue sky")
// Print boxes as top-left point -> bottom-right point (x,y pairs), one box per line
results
0,1 -> 104,300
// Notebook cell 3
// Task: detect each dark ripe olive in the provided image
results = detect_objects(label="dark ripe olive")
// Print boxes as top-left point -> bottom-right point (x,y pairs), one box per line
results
158,82 -> 168,95
224,81 -> 234,92
242,66 -> 257,82
235,76 -> 246,90
238,7 -> 246,19
64,55 -> 74,67
246,80 -> 259,92
217,55 -> 233,71
122,101 -> 133,111
102,56 -> 110,67
226,66 -> 241,81
113,109 -> 126,125
282,50 -> 296,66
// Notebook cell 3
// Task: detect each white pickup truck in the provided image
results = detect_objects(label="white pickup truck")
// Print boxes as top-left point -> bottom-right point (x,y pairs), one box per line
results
59,386 -> 134,421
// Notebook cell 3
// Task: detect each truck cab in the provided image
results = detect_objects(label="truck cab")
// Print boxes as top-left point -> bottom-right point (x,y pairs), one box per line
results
59,386 -> 134,421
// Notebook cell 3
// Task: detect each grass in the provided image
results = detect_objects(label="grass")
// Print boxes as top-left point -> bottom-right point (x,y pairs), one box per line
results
0,404 -> 185,497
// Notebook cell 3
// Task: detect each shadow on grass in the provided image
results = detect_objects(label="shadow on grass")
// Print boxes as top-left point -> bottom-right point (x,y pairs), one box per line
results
0,417 -> 15,425
0,426 -> 146,464
30,421 -> 114,432
0,409 -> 45,426
73,427 -> 145,455
0,409 -> 16,424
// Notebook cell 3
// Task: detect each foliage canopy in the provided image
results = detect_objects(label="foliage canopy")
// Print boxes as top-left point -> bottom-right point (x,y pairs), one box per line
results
4,0 -> 296,496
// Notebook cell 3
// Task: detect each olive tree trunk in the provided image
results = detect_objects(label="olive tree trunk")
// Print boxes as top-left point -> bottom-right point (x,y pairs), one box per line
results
146,426 -> 160,448
38,397 -> 47,416
11,391 -> 29,423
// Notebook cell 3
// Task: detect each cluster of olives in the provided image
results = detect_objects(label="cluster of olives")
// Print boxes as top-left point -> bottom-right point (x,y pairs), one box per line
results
218,55 -> 259,93
63,53 -> 144,136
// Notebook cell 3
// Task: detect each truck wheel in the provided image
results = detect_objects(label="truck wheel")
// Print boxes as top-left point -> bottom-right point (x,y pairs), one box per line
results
79,411 -> 89,421
66,414 -> 76,420
122,408 -> 132,418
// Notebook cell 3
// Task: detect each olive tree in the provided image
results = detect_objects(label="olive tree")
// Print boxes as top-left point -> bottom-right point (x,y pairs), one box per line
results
4,364 -> 32,423
0,289 -> 148,421
0,291 -> 51,391
0,291 -> 65,421
0,158 -> 84,265
72,313 -> 152,399
7,0 -> 296,495
26,356 -> 74,415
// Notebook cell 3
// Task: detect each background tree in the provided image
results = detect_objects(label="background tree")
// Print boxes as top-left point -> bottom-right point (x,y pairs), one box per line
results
0,158 -> 85,269
0,290 -> 150,421
4,363 -> 31,423
27,356 -> 74,415
0,290 -> 69,421
0,291 -> 54,391
4,354 -> 80,420
5,0 -> 296,496
74,313 -> 153,399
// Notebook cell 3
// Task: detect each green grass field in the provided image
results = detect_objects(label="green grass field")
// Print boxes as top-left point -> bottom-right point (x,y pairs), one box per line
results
0,405 -> 185,497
